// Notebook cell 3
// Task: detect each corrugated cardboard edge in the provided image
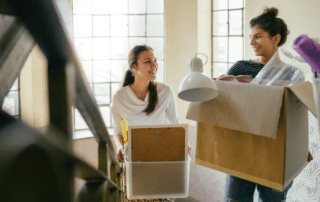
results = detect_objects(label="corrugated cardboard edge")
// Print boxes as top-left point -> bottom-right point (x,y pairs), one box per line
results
283,88 -> 310,188
289,81 -> 317,117
195,159 -> 284,191
283,161 -> 309,189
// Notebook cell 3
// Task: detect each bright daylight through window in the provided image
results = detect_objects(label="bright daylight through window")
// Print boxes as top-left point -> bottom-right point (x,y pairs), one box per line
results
2,79 -> 19,118
213,0 -> 245,77
72,0 -> 165,135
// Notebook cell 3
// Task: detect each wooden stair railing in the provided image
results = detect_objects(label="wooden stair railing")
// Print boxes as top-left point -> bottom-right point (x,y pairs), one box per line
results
0,14 -> 35,107
0,0 -> 122,201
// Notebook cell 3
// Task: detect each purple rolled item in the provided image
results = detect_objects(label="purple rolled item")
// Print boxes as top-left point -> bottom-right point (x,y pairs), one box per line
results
293,34 -> 320,74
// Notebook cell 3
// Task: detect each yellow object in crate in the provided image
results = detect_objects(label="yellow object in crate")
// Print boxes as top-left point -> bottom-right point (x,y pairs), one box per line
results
120,120 -> 128,144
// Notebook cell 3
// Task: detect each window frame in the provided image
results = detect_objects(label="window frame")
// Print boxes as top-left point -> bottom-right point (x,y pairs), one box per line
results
71,0 -> 165,135
212,0 -> 245,77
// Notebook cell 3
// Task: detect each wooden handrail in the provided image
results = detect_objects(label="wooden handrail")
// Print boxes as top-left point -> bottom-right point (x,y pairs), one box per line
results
6,0 -> 120,171
0,16 -> 35,106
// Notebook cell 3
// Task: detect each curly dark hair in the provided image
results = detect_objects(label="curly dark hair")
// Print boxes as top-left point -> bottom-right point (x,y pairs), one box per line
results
250,7 -> 290,47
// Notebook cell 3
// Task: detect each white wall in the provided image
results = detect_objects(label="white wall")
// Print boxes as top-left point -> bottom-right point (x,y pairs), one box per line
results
20,45 -> 49,128
165,0 -> 198,125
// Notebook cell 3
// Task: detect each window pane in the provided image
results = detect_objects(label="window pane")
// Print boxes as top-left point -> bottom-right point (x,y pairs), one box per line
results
111,15 -> 128,36
229,0 -> 243,9
75,109 -> 89,130
147,0 -> 164,14
94,83 -> 110,104
11,79 -> 18,91
2,91 -> 19,116
93,16 -> 110,36
213,0 -> 227,10
213,37 -> 228,62
81,61 -> 93,83
74,38 -> 92,60
73,15 -> 92,37
93,38 -> 110,60
111,60 -> 127,82
146,37 -> 164,59
111,83 -> 120,100
111,38 -> 128,59
100,106 -> 111,127
229,37 -> 243,62
155,60 -> 164,83
213,11 -> 228,36
129,0 -> 146,14
228,62 -> 235,69
73,0 -> 164,133
73,0 -> 92,14
92,0 -> 110,14
147,15 -> 164,36
214,62 -> 228,77
93,60 -> 111,82
229,10 -> 242,35
110,0 -> 128,14
129,38 -> 147,51
129,15 -> 146,36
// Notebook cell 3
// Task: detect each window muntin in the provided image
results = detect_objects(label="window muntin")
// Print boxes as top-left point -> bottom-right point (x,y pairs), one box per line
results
73,0 -> 165,132
212,0 -> 245,77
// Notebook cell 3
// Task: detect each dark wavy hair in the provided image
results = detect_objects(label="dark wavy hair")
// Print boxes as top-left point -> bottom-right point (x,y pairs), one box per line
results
250,7 -> 290,47
122,45 -> 158,115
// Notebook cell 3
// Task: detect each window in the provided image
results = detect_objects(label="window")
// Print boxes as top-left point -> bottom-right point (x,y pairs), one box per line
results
212,0 -> 245,77
72,0 -> 165,134
2,79 -> 20,118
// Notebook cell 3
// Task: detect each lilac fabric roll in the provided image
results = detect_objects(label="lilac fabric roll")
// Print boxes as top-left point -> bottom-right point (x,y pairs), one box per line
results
293,34 -> 320,74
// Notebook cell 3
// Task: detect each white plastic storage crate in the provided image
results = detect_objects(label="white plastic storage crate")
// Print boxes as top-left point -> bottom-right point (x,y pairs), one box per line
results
126,161 -> 190,200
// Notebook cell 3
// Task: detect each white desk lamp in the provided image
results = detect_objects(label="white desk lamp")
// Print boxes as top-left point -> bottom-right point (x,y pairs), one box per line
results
178,54 -> 219,102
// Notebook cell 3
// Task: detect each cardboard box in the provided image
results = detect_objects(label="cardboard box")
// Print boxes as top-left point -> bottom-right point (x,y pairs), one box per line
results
126,124 -> 190,200
187,80 -> 316,191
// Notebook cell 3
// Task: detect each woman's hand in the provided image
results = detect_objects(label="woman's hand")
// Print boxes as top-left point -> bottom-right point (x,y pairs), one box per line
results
188,146 -> 191,155
117,146 -> 124,163
235,75 -> 253,83
217,75 -> 239,82
217,75 -> 253,83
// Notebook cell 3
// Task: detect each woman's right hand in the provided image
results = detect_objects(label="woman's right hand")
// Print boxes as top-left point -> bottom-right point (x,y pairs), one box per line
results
217,75 -> 253,83
117,146 -> 124,163
217,75 -> 239,82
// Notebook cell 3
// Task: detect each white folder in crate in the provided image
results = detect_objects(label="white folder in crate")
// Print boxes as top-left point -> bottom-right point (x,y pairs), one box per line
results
125,124 -> 190,200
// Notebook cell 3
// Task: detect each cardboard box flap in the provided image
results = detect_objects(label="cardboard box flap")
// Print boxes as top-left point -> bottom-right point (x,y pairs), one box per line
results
187,80 -> 284,138
288,81 -> 317,117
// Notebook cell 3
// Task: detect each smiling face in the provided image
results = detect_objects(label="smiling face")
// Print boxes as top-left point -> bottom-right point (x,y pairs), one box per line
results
250,26 -> 280,59
132,49 -> 158,81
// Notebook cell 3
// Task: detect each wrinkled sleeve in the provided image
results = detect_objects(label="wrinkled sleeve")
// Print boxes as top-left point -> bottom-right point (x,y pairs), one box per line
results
165,86 -> 180,124
111,93 -> 122,136
227,61 -> 246,76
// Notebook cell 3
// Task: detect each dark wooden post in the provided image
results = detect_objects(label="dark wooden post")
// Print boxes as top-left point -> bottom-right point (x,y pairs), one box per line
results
48,60 -> 75,200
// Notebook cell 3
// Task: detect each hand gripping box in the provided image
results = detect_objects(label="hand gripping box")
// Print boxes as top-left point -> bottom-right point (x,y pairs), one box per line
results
187,80 -> 316,191
125,124 -> 190,200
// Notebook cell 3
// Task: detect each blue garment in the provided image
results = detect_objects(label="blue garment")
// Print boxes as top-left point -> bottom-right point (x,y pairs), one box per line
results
224,175 -> 293,202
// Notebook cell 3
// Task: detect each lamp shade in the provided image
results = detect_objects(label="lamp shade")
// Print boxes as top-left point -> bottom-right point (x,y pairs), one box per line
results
178,55 -> 218,102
